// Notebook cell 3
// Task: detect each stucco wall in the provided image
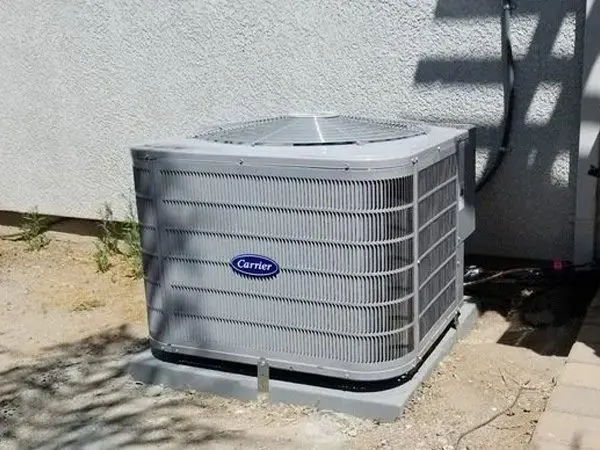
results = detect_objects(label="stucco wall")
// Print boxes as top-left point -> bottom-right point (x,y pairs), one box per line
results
0,0 -> 585,260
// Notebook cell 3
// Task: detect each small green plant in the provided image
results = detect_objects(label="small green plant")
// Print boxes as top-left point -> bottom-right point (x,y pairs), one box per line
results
93,201 -> 143,279
93,203 -> 118,273
93,240 -> 111,273
19,208 -> 50,251
121,202 -> 143,279
98,203 -> 120,254
71,297 -> 105,312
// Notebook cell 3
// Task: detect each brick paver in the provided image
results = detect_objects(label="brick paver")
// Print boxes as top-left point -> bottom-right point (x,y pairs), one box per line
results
529,288 -> 600,450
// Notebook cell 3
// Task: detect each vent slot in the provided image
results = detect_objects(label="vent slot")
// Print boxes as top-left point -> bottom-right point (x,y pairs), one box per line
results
163,230 -> 414,274
164,260 -> 414,305
149,308 -> 414,364
162,201 -> 414,243
418,155 -> 458,196
160,172 -> 413,212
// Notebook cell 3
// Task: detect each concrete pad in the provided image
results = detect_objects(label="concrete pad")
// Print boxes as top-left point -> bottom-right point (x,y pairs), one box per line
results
532,410 -> 600,450
127,301 -> 478,421
548,384 -> 600,418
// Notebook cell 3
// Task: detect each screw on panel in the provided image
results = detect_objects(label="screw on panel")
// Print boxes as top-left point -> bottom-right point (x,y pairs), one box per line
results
411,158 -> 419,165
504,1 -> 516,11
239,159 -> 244,165
257,358 -> 269,398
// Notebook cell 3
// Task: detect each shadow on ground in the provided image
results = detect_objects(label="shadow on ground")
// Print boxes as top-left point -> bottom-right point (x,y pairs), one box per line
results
0,325 -> 279,449
465,256 -> 600,358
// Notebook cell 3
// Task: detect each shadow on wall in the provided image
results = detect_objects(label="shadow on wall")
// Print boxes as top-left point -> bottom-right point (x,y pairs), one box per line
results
414,0 -> 600,259
0,325 -> 273,448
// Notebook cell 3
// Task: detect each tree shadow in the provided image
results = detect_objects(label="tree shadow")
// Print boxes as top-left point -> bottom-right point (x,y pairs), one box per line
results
0,325 -> 282,449
413,0 -> 600,357
464,254 -> 599,357
414,0 -> 600,260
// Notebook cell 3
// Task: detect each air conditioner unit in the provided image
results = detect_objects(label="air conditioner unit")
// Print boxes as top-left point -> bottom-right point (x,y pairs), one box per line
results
131,114 -> 476,386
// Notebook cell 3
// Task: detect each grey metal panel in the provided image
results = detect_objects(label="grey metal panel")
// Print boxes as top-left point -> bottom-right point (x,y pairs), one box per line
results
130,123 -> 467,171
457,126 -> 476,241
597,177 -> 600,258
132,117 -> 474,382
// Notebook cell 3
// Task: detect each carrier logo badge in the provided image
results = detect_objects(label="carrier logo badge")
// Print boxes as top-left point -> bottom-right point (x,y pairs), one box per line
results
230,254 -> 280,278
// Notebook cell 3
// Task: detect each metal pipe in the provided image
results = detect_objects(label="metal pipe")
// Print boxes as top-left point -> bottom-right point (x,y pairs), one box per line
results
476,0 -> 515,193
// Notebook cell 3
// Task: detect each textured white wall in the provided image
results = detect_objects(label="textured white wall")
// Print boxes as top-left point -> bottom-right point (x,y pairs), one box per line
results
0,0 -> 585,260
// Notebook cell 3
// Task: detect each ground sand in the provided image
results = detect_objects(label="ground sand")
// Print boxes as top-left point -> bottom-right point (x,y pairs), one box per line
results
0,230 -> 579,449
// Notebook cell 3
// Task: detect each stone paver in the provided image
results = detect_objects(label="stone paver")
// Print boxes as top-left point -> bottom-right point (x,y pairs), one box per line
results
529,288 -> 600,450
548,384 -> 600,417
530,439 -> 594,450
533,410 -> 600,449
558,361 -> 600,389
568,341 -> 600,366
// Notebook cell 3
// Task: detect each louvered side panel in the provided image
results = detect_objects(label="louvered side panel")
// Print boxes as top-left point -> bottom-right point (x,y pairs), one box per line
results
150,308 -> 414,364
419,281 -> 457,338
417,155 -> 459,339
143,168 -> 419,370
134,164 -> 164,331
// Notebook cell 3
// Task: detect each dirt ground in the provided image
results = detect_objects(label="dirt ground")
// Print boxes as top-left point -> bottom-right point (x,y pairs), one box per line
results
0,228 -> 591,450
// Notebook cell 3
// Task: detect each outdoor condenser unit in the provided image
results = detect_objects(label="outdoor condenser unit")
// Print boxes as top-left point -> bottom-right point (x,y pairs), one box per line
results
131,114 -> 476,384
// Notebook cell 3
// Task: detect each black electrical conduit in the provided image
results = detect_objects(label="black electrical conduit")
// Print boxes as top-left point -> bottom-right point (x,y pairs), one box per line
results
476,0 -> 515,193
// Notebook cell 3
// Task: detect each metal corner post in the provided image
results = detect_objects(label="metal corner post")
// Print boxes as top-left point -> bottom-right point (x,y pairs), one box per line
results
412,158 -> 420,358
574,0 -> 600,264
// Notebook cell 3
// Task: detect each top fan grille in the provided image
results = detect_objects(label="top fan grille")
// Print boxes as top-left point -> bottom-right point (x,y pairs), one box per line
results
195,114 -> 427,146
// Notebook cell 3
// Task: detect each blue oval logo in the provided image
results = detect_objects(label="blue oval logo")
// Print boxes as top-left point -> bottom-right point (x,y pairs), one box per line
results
230,254 -> 280,278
